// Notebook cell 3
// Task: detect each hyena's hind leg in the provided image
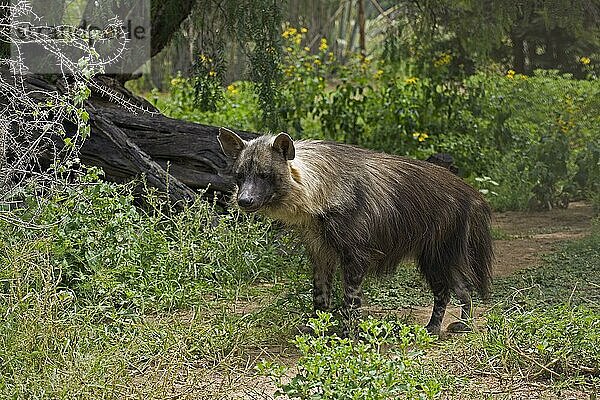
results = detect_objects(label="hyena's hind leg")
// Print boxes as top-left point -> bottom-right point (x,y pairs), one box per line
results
447,280 -> 474,333
424,280 -> 451,336
419,252 -> 453,336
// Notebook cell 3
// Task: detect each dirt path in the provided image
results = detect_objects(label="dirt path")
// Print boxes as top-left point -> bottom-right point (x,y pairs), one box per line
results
492,201 -> 594,277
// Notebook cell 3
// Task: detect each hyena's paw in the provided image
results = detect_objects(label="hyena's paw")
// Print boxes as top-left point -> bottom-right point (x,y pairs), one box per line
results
424,323 -> 442,337
446,321 -> 472,333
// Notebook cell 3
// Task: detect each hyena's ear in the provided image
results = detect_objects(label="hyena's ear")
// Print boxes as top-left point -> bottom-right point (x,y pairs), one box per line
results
272,132 -> 295,161
218,127 -> 246,159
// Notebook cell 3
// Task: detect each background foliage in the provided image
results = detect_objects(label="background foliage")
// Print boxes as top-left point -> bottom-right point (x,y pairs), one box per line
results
134,1 -> 600,212
151,47 -> 600,212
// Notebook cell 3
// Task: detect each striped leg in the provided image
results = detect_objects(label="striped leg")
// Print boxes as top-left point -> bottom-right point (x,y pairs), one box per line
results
307,243 -> 339,313
425,281 -> 450,336
447,282 -> 473,333
340,260 -> 367,337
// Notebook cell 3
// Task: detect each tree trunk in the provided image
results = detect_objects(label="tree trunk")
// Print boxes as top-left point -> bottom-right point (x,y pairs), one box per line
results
357,0 -> 366,58
89,79 -> 257,202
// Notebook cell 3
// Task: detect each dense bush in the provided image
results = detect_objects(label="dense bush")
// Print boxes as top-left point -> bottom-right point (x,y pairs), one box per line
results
1,171 -> 300,314
149,75 -> 262,132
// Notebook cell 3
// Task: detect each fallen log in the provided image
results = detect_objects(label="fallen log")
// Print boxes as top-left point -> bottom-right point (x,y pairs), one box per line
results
20,73 -> 258,204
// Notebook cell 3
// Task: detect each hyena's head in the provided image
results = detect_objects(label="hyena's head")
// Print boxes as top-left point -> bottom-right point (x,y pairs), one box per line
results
218,127 -> 295,212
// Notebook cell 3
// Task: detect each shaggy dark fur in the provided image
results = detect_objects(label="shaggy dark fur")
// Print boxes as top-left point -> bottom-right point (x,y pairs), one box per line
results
218,128 -> 494,335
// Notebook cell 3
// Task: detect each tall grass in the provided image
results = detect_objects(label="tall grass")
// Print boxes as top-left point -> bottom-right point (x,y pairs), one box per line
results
0,177 -> 307,398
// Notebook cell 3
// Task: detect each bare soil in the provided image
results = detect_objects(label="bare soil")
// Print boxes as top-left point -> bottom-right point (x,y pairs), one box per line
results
492,201 -> 594,277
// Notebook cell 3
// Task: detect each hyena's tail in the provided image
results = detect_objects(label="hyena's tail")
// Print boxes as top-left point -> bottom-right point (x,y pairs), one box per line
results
466,203 -> 494,300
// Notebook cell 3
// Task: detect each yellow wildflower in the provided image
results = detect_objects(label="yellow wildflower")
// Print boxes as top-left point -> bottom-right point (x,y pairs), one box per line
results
404,76 -> 419,84
282,27 -> 297,38
557,117 -> 569,133
506,69 -> 516,78
314,59 -> 322,66
286,47 -> 293,52
300,27 -> 308,33
412,132 -> 429,142
226,84 -> 238,94
304,46 -> 310,52
433,52 -> 452,67
319,38 -> 328,52
580,56 -> 591,65
374,69 -> 384,79
284,66 -> 295,77
208,70 -> 216,77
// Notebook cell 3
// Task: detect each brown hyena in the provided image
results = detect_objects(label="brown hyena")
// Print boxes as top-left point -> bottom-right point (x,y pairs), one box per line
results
218,127 -> 493,335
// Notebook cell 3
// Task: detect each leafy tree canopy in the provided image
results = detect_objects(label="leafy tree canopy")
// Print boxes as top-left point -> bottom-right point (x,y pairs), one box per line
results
384,0 -> 600,77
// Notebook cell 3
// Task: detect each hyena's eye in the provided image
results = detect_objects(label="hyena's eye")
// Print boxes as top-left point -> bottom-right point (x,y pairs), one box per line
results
233,171 -> 244,184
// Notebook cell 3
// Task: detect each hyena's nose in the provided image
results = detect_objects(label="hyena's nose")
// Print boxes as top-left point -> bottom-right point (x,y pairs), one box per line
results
237,194 -> 255,209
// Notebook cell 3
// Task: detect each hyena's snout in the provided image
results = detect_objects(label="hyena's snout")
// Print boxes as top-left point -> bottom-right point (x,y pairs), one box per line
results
236,180 -> 271,211
237,190 -> 256,209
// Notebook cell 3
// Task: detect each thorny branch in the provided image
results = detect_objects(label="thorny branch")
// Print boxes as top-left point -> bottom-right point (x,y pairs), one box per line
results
0,1 -> 141,226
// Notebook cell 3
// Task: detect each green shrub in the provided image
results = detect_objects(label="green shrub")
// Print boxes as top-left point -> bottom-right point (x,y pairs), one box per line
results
3,173 -> 300,313
258,312 -> 450,400
0,174 -> 307,398
150,76 -> 262,132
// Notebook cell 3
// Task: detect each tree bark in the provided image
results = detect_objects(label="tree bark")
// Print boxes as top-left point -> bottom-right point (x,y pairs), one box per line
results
150,0 -> 199,59
85,79 -> 257,202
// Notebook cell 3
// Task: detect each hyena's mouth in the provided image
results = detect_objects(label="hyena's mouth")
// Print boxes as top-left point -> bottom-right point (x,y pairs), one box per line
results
238,203 -> 263,213
240,206 -> 261,213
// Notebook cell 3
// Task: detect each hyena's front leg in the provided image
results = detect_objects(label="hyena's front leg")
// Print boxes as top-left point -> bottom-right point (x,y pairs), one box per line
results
339,257 -> 367,337
340,257 -> 367,317
306,241 -> 339,313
